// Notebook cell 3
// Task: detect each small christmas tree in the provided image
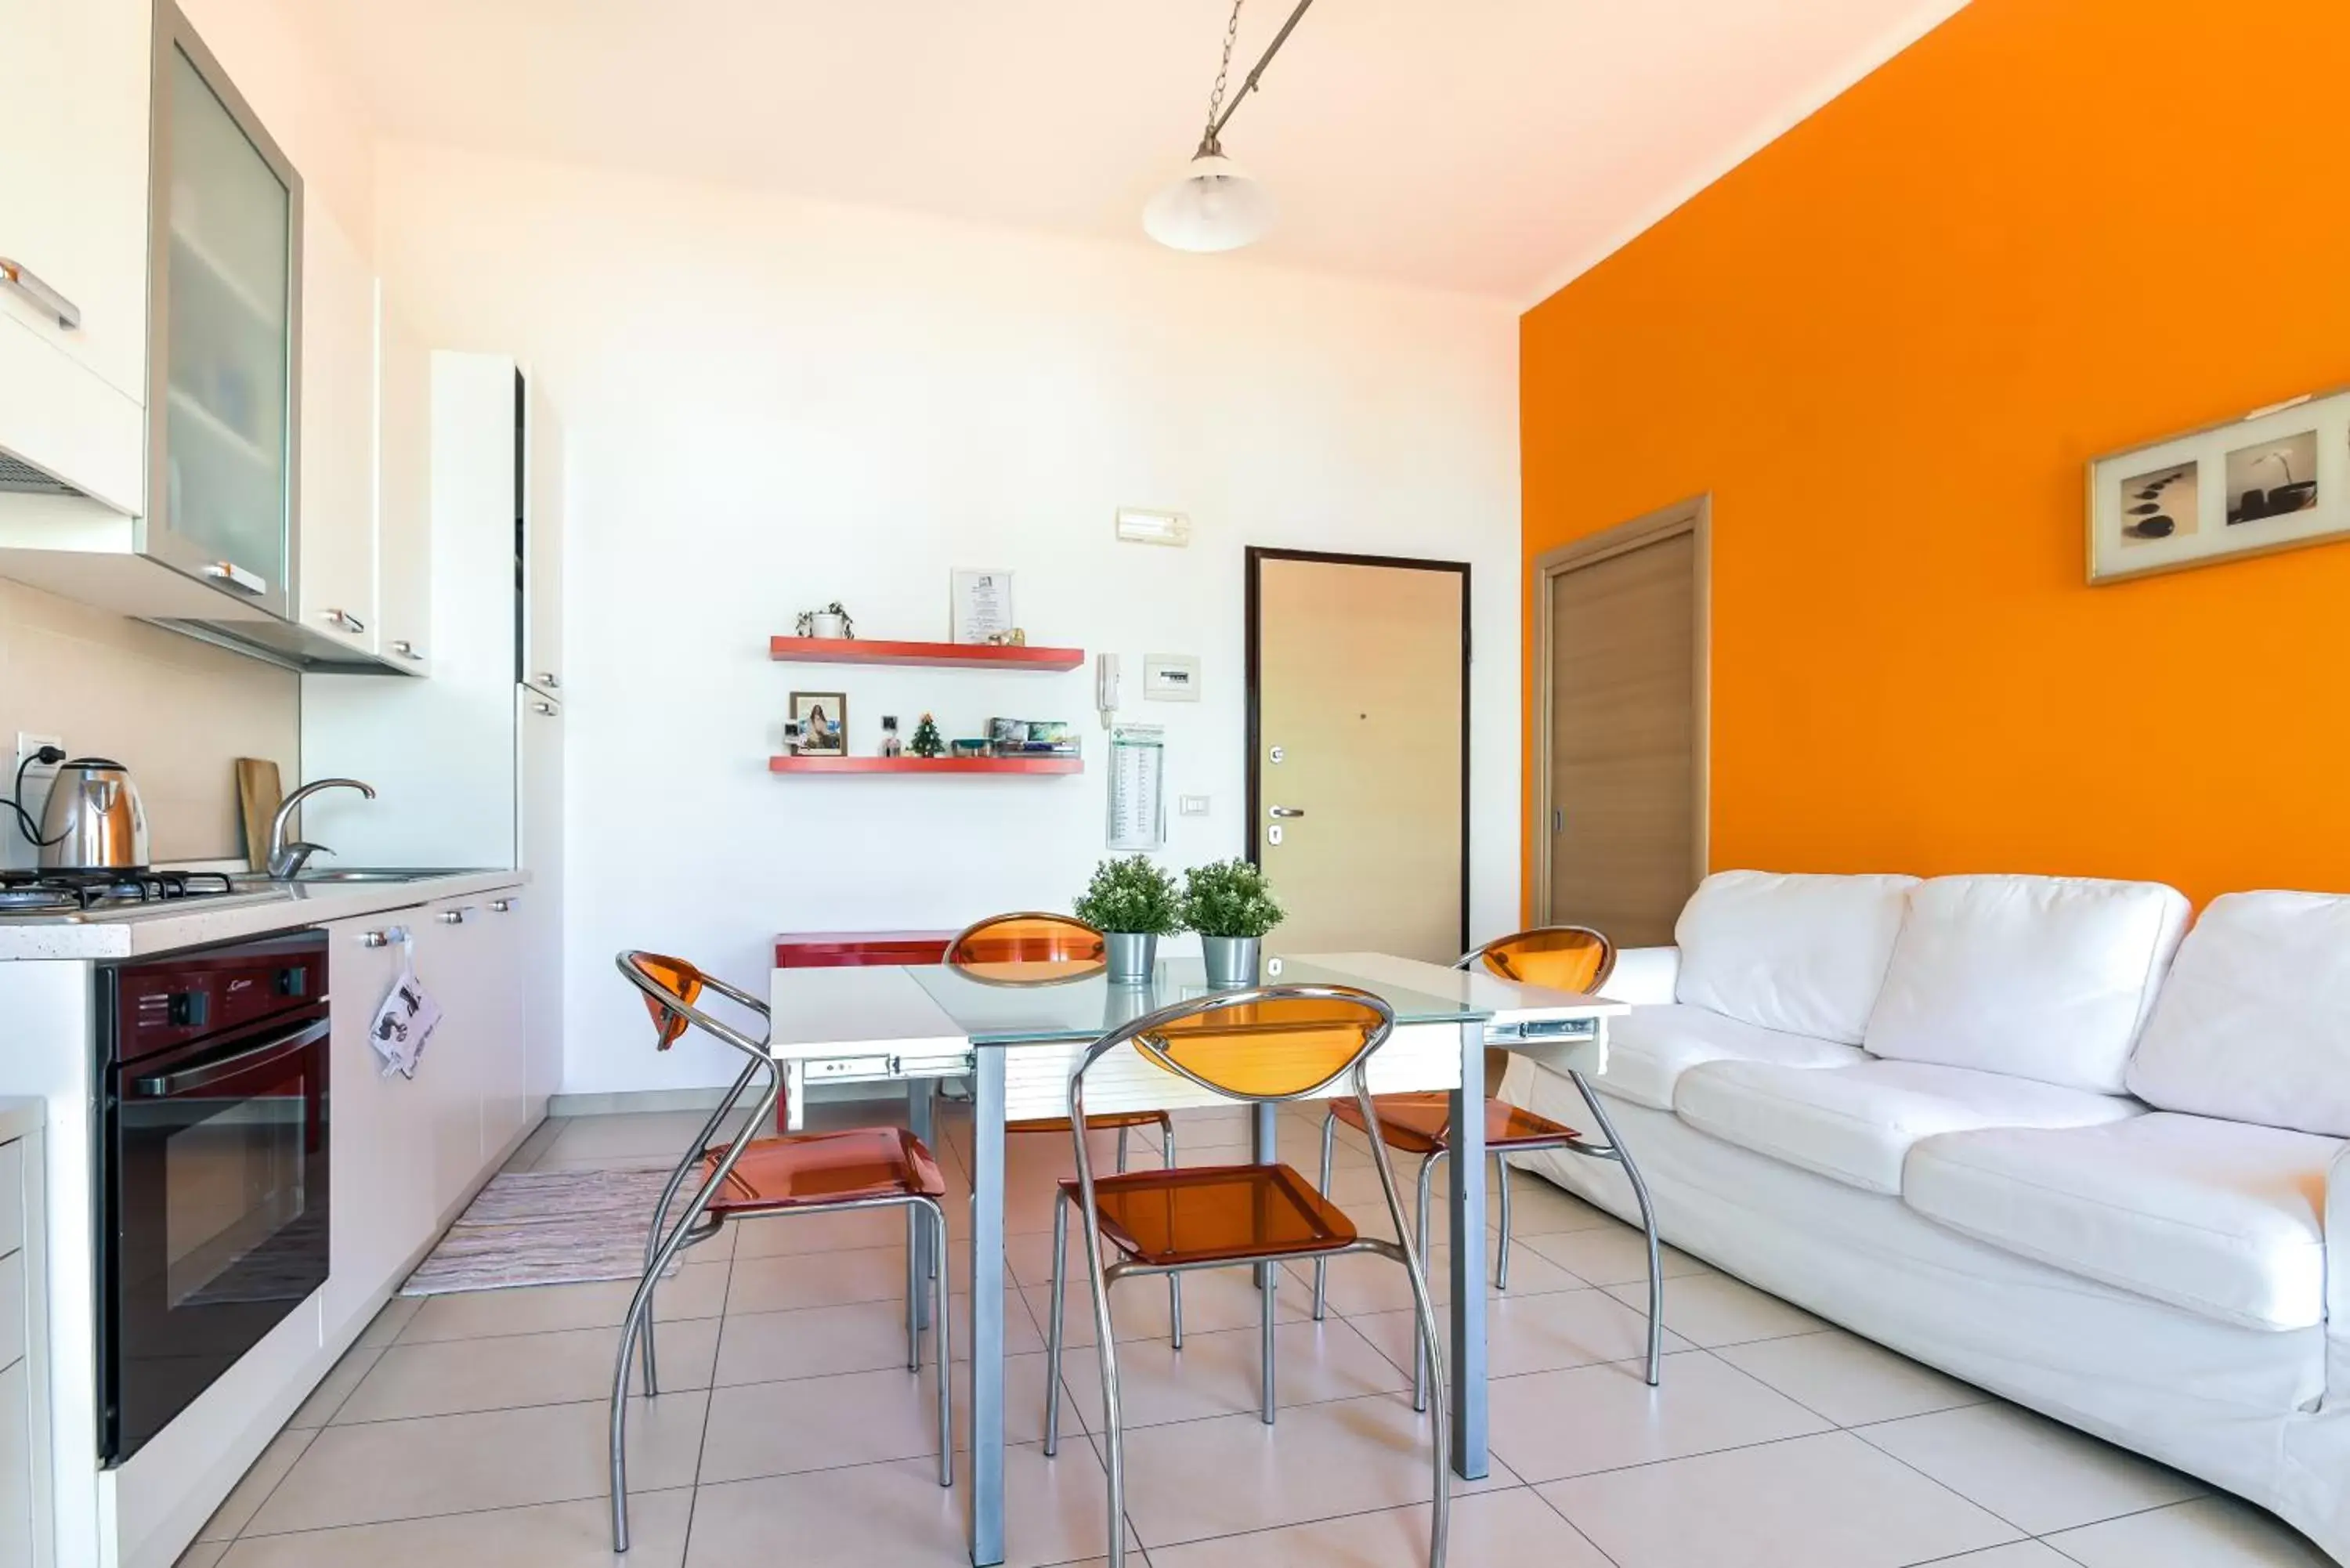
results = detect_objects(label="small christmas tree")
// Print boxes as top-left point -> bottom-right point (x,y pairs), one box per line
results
909,712 -> 945,759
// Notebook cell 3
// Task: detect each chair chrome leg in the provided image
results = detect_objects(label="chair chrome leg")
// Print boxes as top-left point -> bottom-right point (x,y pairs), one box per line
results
1080,1240 -> 1127,1565
1357,1077 -> 1450,1568
1162,1117 -> 1184,1349
1495,1155 -> 1513,1292
1260,1253 -> 1278,1425
928,1197 -> 954,1487
1044,1190 -> 1069,1457
1311,1107 -> 1338,1321
1571,1070 -> 1665,1388
906,1205 -> 923,1373
1412,1150 -> 1442,1414
1117,1124 -> 1130,1173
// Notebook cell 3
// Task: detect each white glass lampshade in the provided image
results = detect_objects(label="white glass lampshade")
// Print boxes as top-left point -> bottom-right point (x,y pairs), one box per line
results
1142,152 -> 1274,253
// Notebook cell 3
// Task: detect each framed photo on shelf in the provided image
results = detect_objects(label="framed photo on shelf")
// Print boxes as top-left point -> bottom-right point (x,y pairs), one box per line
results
789,691 -> 848,756
950,568 -> 1016,645
2088,387 -> 2350,584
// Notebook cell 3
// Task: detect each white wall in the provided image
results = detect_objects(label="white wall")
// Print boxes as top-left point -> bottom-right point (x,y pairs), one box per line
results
373,143 -> 1520,1097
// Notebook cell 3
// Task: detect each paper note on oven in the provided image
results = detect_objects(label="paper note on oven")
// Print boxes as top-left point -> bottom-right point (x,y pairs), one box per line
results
370,930 -> 443,1078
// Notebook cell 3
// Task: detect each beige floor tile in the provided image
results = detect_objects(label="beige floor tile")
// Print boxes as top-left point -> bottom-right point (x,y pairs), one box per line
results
242,1392 -> 707,1535
1022,1264 -> 1306,1348
1540,1429 -> 2020,1568
1856,1402 -> 2206,1535
1116,1391 -> 1517,1548
1148,1486 -> 1612,1568
729,1204 -> 908,1259
1914,1546 -> 2077,1567
397,1259 -> 731,1342
687,1442 -> 1113,1568
1294,1236 -> 1584,1316
337,1318 -> 720,1423
354,1295 -> 422,1348
542,1110 -> 752,1160
1714,1327 -> 1988,1426
1604,1271 -> 1820,1347
713,1289 -> 1032,1382
698,1353 -> 1079,1481
1350,1287 -> 1685,1383
196,1428 -> 316,1541
287,1344 -> 382,1428
2042,1495 -> 2337,1567
1493,1169 -> 1625,1237
726,1243 -> 924,1313
499,1116 -> 570,1174
1053,1317 -> 1408,1430
1487,1350 -> 1829,1482
1520,1222 -> 1710,1288
174,1545 -> 230,1568
218,1490 -> 692,1566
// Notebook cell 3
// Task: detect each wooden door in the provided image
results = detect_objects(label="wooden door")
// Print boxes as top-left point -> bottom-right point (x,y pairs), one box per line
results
1538,504 -> 1706,948
1248,550 -> 1468,963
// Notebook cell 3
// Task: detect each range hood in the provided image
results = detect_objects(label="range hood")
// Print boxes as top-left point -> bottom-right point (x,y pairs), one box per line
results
143,606 -> 412,674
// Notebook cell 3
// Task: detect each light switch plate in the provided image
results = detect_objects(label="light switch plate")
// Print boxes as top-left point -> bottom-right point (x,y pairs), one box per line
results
1179,794 -> 1210,817
1143,655 -> 1201,702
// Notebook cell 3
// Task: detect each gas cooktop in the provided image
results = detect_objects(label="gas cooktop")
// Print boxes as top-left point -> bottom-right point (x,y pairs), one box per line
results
0,869 -> 244,918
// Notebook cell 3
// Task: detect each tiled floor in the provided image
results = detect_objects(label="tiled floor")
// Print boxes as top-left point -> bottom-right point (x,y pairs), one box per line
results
179,1101 -> 2334,1568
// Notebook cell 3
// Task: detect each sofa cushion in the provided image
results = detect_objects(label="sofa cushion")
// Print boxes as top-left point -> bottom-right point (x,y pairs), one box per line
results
1592,1003 -> 1866,1111
1673,870 -> 1919,1044
2126,891 -> 2350,1140
1864,875 -> 2191,1093
1905,1113 -> 2337,1331
1674,1058 -> 2142,1194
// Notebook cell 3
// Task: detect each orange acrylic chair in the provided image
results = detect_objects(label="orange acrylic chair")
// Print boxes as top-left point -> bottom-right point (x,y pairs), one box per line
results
607,952 -> 952,1553
1044,985 -> 1448,1568
945,912 -> 1187,1339
1311,925 -> 1665,1398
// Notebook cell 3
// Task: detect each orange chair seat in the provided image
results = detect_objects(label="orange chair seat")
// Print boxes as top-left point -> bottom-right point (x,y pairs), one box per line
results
1063,1162 -> 1356,1267
1009,1111 -> 1169,1135
699,1128 -> 947,1216
1334,1093 -> 1581,1158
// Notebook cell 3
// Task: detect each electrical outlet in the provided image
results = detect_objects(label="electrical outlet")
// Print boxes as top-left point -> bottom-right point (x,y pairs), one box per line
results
14,733 -> 63,785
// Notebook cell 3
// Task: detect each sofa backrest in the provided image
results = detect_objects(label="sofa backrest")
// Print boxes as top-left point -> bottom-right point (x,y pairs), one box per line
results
1672,870 -> 1919,1043
1864,874 -> 2190,1093
2126,891 -> 2350,1138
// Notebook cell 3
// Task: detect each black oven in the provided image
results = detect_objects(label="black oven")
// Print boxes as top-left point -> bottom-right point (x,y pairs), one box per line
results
96,930 -> 330,1465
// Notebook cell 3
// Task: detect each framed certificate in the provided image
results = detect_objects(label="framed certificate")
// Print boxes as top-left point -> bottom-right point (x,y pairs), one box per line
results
950,569 -> 1016,644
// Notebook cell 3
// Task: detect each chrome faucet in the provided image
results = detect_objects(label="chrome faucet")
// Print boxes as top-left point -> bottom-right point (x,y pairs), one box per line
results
267,778 -> 377,879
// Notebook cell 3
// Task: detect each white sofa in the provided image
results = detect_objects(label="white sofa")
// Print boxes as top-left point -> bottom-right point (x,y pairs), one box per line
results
1505,870 -> 2349,1563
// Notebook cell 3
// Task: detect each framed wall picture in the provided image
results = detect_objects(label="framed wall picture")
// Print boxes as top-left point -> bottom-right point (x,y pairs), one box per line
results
2088,387 -> 2350,584
950,569 -> 1016,644
790,691 -> 848,756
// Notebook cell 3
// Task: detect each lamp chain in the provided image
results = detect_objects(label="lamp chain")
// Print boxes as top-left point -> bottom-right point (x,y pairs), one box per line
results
1202,0 -> 1246,152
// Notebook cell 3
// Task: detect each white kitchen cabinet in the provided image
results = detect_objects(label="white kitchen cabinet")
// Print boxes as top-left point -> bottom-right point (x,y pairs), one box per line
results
522,375 -> 565,695
374,284 -> 432,674
479,891 -> 533,1158
516,689 -> 565,1110
0,1115 -> 50,1568
0,0 -> 151,514
321,914 -> 429,1338
295,204 -> 377,656
410,891 -> 527,1217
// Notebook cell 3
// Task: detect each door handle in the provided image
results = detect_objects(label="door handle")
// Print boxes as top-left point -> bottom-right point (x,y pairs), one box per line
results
391,639 -> 425,661
202,561 -> 269,596
1267,805 -> 1305,818
134,1016 -> 328,1097
321,608 -> 366,634
0,258 -> 80,330
439,906 -> 475,925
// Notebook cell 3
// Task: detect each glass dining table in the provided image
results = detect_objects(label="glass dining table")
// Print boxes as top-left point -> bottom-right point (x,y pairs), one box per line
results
766,950 -> 1622,1566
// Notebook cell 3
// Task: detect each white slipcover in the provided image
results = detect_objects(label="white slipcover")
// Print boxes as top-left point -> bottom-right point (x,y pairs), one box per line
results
1905,1114 -> 2338,1332
1673,1057 -> 2140,1194
1592,1003 -> 1865,1111
1672,869 -> 1918,1043
2126,891 -> 2350,1140
1864,874 -> 2190,1093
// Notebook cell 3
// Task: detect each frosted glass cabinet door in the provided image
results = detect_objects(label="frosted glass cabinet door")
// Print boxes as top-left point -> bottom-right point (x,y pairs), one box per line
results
147,13 -> 302,619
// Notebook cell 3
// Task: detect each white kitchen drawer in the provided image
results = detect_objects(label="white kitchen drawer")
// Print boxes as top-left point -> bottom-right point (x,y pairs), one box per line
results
0,1141 -> 20,1257
0,1356 -> 29,1568
0,1252 -> 20,1371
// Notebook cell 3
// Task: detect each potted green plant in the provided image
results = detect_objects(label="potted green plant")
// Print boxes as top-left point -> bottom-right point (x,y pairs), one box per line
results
1072,855 -> 1184,983
1181,858 -> 1285,987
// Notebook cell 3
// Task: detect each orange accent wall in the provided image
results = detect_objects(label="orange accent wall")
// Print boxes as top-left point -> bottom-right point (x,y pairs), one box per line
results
1521,0 -> 2350,912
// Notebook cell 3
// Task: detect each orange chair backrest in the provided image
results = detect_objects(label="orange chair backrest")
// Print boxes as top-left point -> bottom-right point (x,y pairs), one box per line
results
1473,927 -> 1616,994
945,913 -> 1107,981
1134,992 -> 1388,1102
624,951 -> 704,1051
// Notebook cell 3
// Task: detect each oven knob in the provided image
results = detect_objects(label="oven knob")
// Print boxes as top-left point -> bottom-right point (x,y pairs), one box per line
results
167,992 -> 209,1028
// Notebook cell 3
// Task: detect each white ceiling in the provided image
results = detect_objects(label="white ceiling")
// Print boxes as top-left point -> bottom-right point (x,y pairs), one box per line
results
311,0 -> 1968,302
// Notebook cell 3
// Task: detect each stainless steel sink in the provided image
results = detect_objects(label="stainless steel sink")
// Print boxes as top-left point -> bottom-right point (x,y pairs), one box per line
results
230,867 -> 496,887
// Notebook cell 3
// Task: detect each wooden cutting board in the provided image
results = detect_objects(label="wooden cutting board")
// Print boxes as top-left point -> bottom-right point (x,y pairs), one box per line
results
234,757 -> 282,872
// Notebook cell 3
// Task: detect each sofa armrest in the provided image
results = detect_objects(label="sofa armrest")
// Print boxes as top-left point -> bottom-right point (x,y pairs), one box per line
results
1601,945 -> 1680,1006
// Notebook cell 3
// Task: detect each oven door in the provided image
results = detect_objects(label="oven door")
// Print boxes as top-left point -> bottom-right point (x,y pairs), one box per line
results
100,1009 -> 331,1465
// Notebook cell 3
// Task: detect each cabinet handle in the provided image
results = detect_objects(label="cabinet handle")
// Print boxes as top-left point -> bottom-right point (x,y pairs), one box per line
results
532,700 -> 556,716
322,607 -> 367,634
0,258 -> 80,330
439,906 -> 475,925
491,898 -> 516,913
202,560 -> 269,596
536,673 -> 561,689
392,639 -> 425,661
356,924 -> 410,948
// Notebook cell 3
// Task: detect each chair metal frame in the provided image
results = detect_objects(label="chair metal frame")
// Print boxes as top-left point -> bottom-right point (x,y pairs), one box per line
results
607,952 -> 952,1555
1044,984 -> 1450,1568
1309,926 -> 1665,1394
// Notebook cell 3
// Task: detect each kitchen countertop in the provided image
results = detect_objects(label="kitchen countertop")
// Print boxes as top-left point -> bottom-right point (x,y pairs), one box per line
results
0,869 -> 531,961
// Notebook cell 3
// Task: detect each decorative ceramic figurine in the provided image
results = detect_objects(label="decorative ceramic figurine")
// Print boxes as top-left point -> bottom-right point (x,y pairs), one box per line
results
880,716 -> 903,758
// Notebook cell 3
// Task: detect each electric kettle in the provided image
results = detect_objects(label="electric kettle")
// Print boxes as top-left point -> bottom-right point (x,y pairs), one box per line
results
38,757 -> 150,871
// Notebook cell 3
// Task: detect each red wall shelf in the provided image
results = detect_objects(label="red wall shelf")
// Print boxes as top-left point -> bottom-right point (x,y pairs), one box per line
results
768,754 -> 1083,776
768,636 -> 1084,672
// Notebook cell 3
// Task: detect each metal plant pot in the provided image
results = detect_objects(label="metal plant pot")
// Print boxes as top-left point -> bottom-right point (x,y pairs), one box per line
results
1198,935 -> 1262,988
1104,931 -> 1159,985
